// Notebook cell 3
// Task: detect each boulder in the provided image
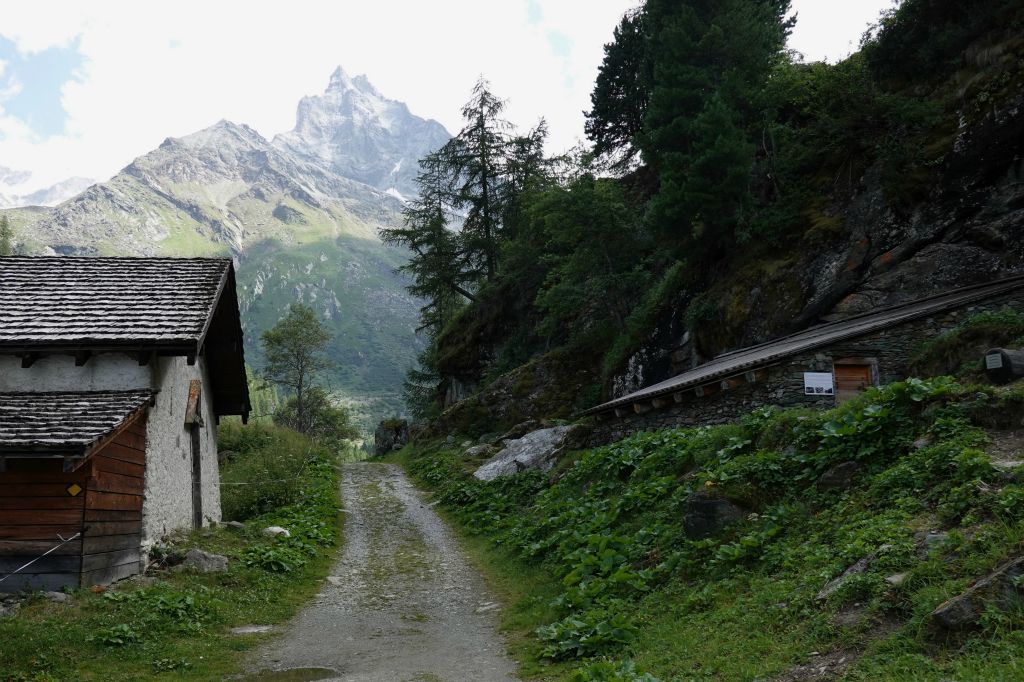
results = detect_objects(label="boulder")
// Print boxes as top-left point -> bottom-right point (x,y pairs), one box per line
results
815,545 -> 892,601
179,548 -> 228,573
474,425 -> 577,481
682,491 -> 746,540
932,556 -> 1024,629
262,526 -> 291,538
42,591 -> 70,603
498,419 -> 540,442
817,461 -> 861,491
463,444 -> 496,460
222,520 -> 246,531
373,419 -> 410,456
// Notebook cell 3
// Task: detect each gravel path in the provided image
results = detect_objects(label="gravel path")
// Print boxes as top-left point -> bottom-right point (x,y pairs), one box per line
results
245,462 -> 520,682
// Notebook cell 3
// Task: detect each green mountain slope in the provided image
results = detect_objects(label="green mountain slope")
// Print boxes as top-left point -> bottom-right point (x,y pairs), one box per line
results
2,117 -> 427,429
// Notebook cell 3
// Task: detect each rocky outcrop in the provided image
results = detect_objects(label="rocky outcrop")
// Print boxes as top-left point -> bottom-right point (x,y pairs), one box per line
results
682,491 -> 746,540
815,545 -> 893,601
932,556 -> 1024,629
374,419 -> 410,456
473,425 -> 580,481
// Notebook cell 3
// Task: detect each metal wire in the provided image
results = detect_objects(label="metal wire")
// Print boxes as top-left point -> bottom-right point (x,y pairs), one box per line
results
0,530 -> 84,585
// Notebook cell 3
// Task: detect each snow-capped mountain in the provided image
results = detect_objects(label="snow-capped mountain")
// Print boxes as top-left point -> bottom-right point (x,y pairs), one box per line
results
0,165 -> 94,209
1,68 -> 452,426
274,66 -> 451,199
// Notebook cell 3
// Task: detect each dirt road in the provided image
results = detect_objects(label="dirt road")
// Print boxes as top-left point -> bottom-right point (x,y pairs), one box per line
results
245,462 -> 520,682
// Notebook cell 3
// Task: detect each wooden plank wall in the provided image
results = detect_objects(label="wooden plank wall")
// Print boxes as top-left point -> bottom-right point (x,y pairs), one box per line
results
0,412 -> 147,592
0,459 -> 88,592
80,415 -> 146,587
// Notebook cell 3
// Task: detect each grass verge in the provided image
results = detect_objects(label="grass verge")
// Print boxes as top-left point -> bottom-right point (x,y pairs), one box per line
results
1,422 -> 342,682
391,378 -> 1024,681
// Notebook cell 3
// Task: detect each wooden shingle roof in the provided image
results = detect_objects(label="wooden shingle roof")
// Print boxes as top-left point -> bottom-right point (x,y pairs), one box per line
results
0,257 -> 229,351
0,390 -> 153,457
587,274 -> 1024,416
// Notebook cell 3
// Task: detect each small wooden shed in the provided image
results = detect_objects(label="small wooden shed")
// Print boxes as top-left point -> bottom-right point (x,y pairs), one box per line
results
0,391 -> 153,590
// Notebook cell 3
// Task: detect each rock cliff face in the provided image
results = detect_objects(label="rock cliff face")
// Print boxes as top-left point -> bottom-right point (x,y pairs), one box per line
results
611,88 -> 1024,399
1,69 -> 451,428
274,67 -> 451,199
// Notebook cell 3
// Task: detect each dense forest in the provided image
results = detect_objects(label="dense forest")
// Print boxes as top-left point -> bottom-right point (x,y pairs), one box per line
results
383,0 -> 1024,424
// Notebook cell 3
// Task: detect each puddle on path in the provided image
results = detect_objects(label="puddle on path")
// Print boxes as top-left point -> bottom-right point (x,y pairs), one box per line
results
235,667 -> 338,681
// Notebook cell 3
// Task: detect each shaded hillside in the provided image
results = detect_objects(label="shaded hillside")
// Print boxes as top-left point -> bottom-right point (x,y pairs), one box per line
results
394,0 -> 1024,430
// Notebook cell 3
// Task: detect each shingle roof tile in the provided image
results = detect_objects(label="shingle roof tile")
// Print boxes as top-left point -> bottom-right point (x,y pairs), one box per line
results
0,257 -> 229,348
0,390 -> 153,455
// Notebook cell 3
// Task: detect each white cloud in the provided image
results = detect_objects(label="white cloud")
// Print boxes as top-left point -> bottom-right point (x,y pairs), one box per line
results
0,0 -> 897,192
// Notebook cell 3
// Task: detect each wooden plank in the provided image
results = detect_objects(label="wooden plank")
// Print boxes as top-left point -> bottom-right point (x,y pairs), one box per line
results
85,491 -> 143,511
0,483 -> 90,497
82,548 -> 141,573
82,521 -> 142,536
0,539 -> 83,555
84,509 -> 141,522
90,457 -> 144,479
0,554 -> 80,573
0,469 -> 88,483
83,534 -> 140,555
0,572 -> 79,593
0,524 -> 80,540
80,561 -> 139,588
2,509 -> 82,525
114,430 -> 146,451
0,496 -> 85,510
91,471 -> 145,494
96,443 -> 145,464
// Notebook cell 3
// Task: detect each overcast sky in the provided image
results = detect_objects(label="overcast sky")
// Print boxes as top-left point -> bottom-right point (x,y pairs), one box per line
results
0,0 -> 895,192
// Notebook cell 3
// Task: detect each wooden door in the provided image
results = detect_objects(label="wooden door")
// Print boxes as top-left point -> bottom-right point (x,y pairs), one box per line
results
834,363 -> 873,403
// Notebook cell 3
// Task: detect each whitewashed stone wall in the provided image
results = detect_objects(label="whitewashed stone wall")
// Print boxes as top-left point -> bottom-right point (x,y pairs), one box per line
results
143,356 -> 221,545
0,352 -> 222,546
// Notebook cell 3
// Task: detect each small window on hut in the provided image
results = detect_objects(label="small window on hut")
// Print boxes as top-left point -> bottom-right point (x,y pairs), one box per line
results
833,358 -> 879,403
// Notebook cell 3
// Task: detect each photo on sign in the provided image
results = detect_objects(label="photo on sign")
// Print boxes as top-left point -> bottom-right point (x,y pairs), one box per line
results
803,372 -> 835,396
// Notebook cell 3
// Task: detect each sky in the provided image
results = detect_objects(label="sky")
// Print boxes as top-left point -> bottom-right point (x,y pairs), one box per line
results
0,0 -> 896,193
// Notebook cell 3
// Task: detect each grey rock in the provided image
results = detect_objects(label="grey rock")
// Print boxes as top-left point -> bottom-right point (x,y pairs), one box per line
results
473,425 -> 577,481
42,591 -> 70,603
498,420 -> 540,442
463,444 -> 496,460
915,531 -> 949,557
180,548 -> 229,573
478,432 -> 502,446
815,545 -> 893,601
817,461 -> 861,491
230,625 -> 273,635
912,435 -> 934,450
885,572 -> 908,586
932,556 -> 1024,629
223,520 -> 246,530
263,526 -> 291,538
0,599 -> 19,618
682,491 -> 746,540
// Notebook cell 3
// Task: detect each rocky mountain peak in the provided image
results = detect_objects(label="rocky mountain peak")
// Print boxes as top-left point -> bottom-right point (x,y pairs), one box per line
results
273,67 -> 450,198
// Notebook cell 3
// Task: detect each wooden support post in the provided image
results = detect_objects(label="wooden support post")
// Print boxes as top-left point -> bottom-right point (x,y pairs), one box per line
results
652,397 -> 670,409
744,370 -> 757,383
633,402 -> 652,414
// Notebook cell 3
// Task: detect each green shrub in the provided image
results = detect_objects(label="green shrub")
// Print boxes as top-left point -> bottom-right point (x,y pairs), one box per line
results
218,421 -> 331,520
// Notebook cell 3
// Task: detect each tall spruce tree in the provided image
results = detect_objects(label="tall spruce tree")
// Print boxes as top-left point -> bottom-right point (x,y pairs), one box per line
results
442,78 -> 511,281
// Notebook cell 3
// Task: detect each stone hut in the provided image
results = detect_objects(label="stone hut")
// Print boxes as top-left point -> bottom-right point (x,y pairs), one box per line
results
0,257 -> 250,591
586,275 -> 1024,443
